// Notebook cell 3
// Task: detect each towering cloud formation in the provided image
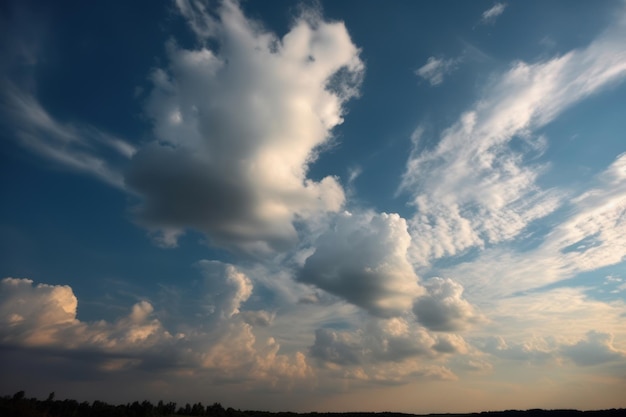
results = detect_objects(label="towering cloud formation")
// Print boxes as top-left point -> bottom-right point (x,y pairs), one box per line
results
126,0 -> 363,253
298,212 -> 422,318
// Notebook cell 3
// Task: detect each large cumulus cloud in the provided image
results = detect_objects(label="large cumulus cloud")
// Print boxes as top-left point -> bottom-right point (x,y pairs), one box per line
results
298,212 -> 422,318
126,0 -> 363,253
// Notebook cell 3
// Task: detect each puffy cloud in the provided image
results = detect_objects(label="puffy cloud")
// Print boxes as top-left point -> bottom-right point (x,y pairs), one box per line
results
415,56 -> 459,86
402,12 -> 626,265
0,273 -> 311,389
0,277 -> 171,350
365,318 -> 438,361
413,278 -> 478,332
433,333 -> 469,354
309,317 -> 460,384
2,0 -> 362,254
481,3 -> 506,24
298,211 -> 422,318
478,331 -> 626,369
196,260 -> 253,319
0,277 -> 77,346
561,331 -> 626,367
241,310 -> 275,327
310,328 -> 364,365
480,336 -> 555,364
126,0 -> 363,253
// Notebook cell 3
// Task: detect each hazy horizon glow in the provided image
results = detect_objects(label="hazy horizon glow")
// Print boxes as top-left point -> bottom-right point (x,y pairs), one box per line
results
1,0 -> 625,412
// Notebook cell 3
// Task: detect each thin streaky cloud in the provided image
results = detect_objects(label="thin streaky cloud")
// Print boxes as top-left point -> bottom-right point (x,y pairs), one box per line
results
415,56 -> 460,86
481,3 -> 507,24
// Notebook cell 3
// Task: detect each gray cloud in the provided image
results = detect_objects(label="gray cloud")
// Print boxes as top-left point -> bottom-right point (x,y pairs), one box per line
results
298,211 -> 422,318
310,328 -> 364,365
561,331 -> 626,366
311,320 -> 438,366
480,336 -> 555,363
309,317 -> 461,384
413,277 -> 478,331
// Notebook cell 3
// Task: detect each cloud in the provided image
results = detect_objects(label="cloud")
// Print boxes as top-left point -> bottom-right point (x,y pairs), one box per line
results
481,3 -> 506,24
195,260 -> 253,319
478,331 -> 626,369
413,278 -> 478,332
415,56 -> 459,86
401,11 -> 626,265
1,85 -> 135,190
125,0 -> 364,253
0,273 -> 312,389
439,153 -> 626,299
310,328 -> 364,365
0,277 -> 77,344
540,153 -> 626,275
480,336 -> 555,364
1,0 -> 363,255
561,331 -> 626,367
0,277 -> 171,350
298,211 -> 422,318
309,317 -> 460,384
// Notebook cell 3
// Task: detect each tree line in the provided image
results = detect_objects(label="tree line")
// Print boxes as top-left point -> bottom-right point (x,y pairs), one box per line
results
1,390 -> 625,417
1,390 -> 251,417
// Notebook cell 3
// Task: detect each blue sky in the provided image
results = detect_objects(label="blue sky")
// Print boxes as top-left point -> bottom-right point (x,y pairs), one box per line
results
1,0 -> 626,412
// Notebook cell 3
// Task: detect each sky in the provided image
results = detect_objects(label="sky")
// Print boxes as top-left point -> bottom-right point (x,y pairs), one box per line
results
1,0 -> 626,413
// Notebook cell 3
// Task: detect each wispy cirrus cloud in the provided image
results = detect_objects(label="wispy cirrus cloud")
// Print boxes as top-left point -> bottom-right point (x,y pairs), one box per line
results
439,152 -> 626,300
1,84 -> 135,190
401,8 -> 626,266
481,3 -> 507,25
415,56 -> 460,86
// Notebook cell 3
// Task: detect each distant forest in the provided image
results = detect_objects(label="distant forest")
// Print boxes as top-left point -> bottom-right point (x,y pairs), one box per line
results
1,391 -> 625,417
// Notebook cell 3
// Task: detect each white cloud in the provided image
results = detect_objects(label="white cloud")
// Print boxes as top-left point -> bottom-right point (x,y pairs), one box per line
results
439,153 -> 626,299
1,84 -> 135,189
466,286 -> 626,366
298,211 -> 422,318
481,3 -> 506,24
2,0 -> 363,255
401,11 -> 626,266
0,277 -> 171,350
126,0 -> 364,254
415,56 -> 459,86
